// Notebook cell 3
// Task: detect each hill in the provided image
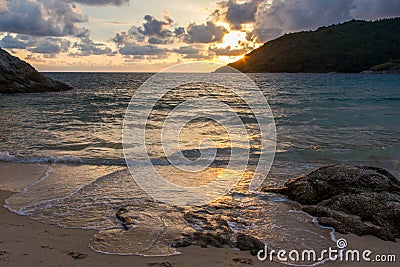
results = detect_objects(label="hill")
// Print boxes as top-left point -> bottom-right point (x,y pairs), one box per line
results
0,48 -> 71,94
224,18 -> 400,73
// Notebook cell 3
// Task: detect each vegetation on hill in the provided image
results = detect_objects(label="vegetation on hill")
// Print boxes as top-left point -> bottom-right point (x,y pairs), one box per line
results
370,59 -> 400,72
226,18 -> 400,73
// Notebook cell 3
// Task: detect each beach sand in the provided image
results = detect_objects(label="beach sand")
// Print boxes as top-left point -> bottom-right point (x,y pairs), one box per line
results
0,162 -> 399,266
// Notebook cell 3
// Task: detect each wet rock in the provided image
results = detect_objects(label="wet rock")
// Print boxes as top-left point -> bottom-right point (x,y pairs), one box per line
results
236,234 -> 265,256
173,231 -> 230,248
67,251 -> 87,260
147,262 -> 173,267
233,258 -> 254,265
116,206 -> 143,230
171,209 -> 234,248
263,165 -> 400,241
0,48 -> 71,94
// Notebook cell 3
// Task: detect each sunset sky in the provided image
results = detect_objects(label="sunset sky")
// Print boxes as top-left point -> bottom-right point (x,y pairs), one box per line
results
0,0 -> 399,72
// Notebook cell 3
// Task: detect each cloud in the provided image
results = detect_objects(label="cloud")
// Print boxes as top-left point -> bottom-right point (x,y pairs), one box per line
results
172,45 -> 209,59
29,38 -> 70,54
64,0 -> 129,6
0,0 -> 87,37
119,44 -> 168,56
251,0 -> 400,42
72,37 -> 114,56
25,54 -> 45,62
351,0 -> 400,20
138,15 -> 173,37
218,0 -> 262,29
112,27 -> 144,44
173,46 -> 199,55
184,21 -> 227,43
112,15 -> 183,45
0,0 -> 7,11
0,34 -> 36,49
209,46 -> 247,56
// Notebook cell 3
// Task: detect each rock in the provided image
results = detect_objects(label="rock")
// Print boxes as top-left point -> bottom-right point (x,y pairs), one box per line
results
263,165 -> 400,241
236,234 -> 265,256
67,251 -> 88,260
233,258 -> 254,265
172,211 -> 233,249
0,48 -> 71,94
116,207 -> 139,230
147,262 -> 173,267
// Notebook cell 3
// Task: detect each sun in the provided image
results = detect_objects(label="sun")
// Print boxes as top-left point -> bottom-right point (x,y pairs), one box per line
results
213,31 -> 248,64
215,55 -> 245,64
220,31 -> 247,48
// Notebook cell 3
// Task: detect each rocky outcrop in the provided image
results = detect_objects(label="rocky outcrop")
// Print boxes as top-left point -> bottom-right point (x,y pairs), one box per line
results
263,165 -> 400,241
0,48 -> 71,94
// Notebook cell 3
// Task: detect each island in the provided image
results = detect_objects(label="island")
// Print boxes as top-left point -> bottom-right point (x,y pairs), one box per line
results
221,18 -> 400,73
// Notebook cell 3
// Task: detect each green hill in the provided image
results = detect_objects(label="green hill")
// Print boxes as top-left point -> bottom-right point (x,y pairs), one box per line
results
225,18 -> 400,73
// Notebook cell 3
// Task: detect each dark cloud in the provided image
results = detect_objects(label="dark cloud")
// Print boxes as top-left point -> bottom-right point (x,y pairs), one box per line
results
112,15 -> 182,45
0,0 -> 87,37
72,37 -> 114,56
352,0 -> 400,20
173,46 -> 199,55
111,28 -> 145,44
119,44 -> 168,56
138,15 -> 174,37
148,37 -> 168,44
174,27 -> 185,37
0,34 -> 36,49
219,0 -> 262,29
29,38 -> 70,54
253,0 -> 400,42
172,45 -> 208,58
251,27 -> 283,43
64,0 -> 129,6
209,46 -> 247,56
184,21 -> 227,43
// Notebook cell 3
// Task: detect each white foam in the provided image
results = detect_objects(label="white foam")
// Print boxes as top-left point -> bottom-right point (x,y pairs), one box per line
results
0,152 -> 124,166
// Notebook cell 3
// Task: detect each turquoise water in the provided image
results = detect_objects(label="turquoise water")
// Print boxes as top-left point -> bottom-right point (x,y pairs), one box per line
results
0,73 -> 399,181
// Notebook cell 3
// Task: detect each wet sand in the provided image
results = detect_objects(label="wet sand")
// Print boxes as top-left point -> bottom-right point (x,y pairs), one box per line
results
0,162 -> 399,266
0,188 -> 279,267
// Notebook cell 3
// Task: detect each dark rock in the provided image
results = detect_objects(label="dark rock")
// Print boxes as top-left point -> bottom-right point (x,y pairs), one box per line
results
116,207 -> 137,230
263,165 -> 400,241
147,262 -> 173,267
236,234 -> 265,256
0,48 -> 71,94
233,258 -> 254,265
67,251 -> 88,260
172,233 -> 222,249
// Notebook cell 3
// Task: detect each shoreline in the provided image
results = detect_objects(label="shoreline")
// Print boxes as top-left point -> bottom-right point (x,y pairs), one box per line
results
1,189 -> 279,267
1,162 -> 399,266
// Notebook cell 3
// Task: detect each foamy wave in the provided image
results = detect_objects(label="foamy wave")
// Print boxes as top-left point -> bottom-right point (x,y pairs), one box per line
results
0,152 -> 125,166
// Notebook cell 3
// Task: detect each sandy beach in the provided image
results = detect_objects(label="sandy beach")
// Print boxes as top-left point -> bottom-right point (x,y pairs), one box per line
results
0,162 -> 398,266
0,189 -> 280,267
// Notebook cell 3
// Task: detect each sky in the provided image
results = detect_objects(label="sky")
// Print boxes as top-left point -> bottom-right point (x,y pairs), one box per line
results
0,0 -> 399,72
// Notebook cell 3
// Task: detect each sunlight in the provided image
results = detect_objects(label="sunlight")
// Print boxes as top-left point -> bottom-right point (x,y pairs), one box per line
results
216,55 -> 244,64
221,31 -> 247,48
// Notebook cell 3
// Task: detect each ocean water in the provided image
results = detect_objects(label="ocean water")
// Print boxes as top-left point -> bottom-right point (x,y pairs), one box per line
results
0,73 -> 399,262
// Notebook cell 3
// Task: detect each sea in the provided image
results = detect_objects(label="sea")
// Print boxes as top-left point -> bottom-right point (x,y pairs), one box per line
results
0,73 -> 399,263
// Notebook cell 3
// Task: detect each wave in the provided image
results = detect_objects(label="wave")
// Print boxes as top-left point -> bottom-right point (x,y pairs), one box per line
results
0,152 -> 174,167
0,152 -> 126,166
